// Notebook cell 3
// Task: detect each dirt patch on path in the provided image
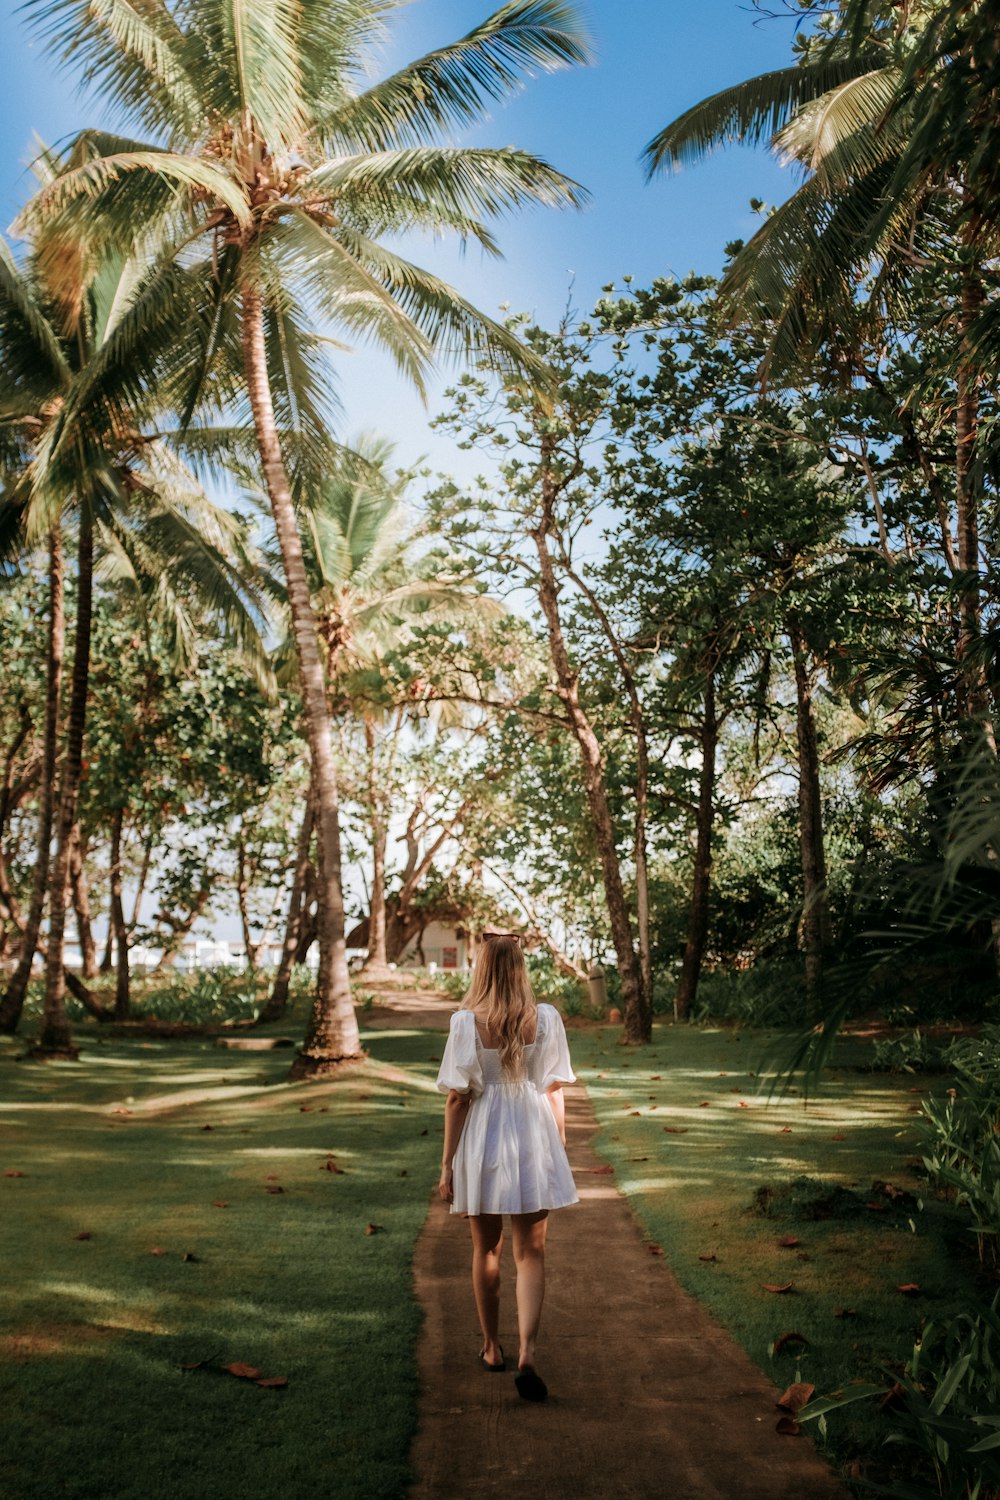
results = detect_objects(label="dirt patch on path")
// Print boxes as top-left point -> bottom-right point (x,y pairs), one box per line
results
409,1082 -> 848,1499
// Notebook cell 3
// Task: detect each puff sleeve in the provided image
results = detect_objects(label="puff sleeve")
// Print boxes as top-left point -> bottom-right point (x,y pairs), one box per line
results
435,1011 -> 484,1097
538,1004 -> 576,1092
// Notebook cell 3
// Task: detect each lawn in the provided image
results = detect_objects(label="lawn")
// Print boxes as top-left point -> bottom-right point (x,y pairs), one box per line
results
570,1020 -> 981,1484
0,1017 -> 447,1500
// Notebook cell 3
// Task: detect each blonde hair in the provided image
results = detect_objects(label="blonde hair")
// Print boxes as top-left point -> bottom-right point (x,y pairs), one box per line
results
461,935 -> 537,1077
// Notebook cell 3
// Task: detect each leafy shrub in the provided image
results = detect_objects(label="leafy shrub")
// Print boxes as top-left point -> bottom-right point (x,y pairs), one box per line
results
871,1028 -> 945,1073
689,958 -> 806,1027
800,1291 -> 1000,1499
436,971 -> 468,1001
920,1026 -> 1000,1272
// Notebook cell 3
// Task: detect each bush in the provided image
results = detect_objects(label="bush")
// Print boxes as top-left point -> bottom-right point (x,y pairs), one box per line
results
688,958 -> 806,1027
920,1024 -> 1000,1273
870,1028 -> 945,1073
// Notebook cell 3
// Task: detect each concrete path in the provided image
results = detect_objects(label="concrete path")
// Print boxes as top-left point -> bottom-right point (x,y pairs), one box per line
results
409,1082 -> 849,1499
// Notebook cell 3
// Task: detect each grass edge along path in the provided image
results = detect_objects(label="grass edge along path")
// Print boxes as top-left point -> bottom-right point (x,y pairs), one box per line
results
0,1021 -> 448,1500
572,1021 -> 981,1491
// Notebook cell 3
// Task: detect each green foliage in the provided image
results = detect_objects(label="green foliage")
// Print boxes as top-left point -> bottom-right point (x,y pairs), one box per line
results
871,1029 -> 945,1074
921,1026 -> 1000,1273
689,959 -> 808,1028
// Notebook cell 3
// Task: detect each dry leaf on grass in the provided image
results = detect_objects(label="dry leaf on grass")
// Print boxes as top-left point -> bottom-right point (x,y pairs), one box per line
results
779,1126 -> 792,1133
2,1169 -> 25,1178
762,1282 -> 794,1293
648,1244 -> 664,1257
365,1223 -> 384,1235
833,1306 -> 856,1318
256,1376 -> 288,1389
73,1231 -> 92,1241
150,1247 -> 166,1256
777,1235 -> 800,1248
211,1201 -> 228,1208
265,1186 -> 286,1195
897,1283 -> 921,1294
777,1382 -> 815,1413
590,1165 -> 614,1174
775,1416 -> 801,1436
697,1252 -> 717,1262
223,1363 -> 262,1380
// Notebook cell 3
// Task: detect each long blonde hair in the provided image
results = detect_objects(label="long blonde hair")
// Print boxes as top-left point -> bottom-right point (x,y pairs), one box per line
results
461,935 -> 537,1076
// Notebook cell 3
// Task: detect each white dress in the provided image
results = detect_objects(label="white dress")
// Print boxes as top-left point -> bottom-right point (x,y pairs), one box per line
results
436,1004 -> 580,1216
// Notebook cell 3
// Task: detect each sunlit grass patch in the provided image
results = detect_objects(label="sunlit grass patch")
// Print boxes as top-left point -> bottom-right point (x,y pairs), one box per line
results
0,1026 -> 446,1500
571,1021 -> 979,1482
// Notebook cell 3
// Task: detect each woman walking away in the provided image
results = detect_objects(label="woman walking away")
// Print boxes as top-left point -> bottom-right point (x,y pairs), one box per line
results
436,933 -> 578,1402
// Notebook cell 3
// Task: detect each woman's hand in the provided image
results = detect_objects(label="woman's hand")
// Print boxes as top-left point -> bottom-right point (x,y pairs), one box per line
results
438,1164 -> 454,1202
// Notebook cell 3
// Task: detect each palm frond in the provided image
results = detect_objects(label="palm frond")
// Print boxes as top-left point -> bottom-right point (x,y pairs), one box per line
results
198,0 -> 308,151
643,49 -> 880,175
323,0 -> 593,152
0,236 -> 72,395
773,66 -> 902,171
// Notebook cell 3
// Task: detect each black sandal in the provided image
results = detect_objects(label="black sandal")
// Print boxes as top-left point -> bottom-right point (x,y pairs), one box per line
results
478,1345 -> 505,1372
514,1365 -> 547,1401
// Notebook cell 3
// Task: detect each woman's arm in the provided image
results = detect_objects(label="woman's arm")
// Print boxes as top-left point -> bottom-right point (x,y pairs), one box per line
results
438,1089 -> 471,1200
546,1083 -> 566,1145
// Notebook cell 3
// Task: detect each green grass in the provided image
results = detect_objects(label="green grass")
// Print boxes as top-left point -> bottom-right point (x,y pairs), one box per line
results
0,1019 -> 448,1500
570,1020 -> 983,1485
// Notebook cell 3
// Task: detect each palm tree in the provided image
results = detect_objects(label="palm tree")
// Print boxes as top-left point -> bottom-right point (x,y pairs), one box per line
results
16,0 -> 591,1073
644,3 -> 995,728
0,230 -> 268,1047
253,438 -> 501,1028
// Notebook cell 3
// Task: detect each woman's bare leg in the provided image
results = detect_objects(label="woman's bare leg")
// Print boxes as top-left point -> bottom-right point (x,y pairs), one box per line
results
468,1213 -> 504,1363
511,1210 -> 548,1370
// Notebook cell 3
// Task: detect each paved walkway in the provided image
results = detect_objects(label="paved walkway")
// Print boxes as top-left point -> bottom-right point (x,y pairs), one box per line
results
409,1082 -> 849,1499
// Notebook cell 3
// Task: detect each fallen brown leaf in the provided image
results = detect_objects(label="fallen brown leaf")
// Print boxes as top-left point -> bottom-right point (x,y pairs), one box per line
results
255,1376 -> 288,1388
265,1185 -> 285,1195
775,1416 -> 801,1436
321,1159 -> 344,1173
590,1164 -> 614,1174
762,1282 -> 794,1293
777,1382 -> 815,1414
223,1362 -> 263,1380
299,1105 -> 313,1113
833,1307 -> 855,1318
698,1101 -> 710,1107
73,1231 -> 92,1241
697,1252 -> 717,1262
211,1201 -> 228,1208
779,1125 -> 792,1133
200,1124 -> 213,1131
648,1244 -> 664,1256
365,1223 -> 384,1235
777,1235 -> 800,1248
897,1283 -> 921,1295
663,1126 -> 688,1134
2,1169 -> 25,1178
831,1133 -> 846,1141
150,1246 -> 166,1256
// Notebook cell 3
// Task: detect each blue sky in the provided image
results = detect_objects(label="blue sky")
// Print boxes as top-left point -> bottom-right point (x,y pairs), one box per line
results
0,0 -> 800,472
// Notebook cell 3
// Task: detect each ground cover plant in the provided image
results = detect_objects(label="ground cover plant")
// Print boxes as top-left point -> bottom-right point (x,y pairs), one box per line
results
570,1022 -> 986,1492
0,1017 -> 447,1500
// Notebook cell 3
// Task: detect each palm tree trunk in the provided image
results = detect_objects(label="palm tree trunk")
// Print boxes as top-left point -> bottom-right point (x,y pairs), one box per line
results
787,611 -> 831,997
70,826 -> 98,979
362,717 -> 390,974
675,664 -> 718,1020
259,795 -> 314,1023
109,806 -> 130,1020
0,529 -> 63,1034
37,511 -> 95,1057
240,285 -> 360,1073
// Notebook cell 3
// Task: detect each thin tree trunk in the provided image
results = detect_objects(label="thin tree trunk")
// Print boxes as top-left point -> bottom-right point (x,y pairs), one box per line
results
259,796 -> 314,1023
787,611 -> 831,997
70,826 -> 98,979
241,285 -> 360,1073
37,511 -> 94,1057
151,887 -> 211,971
532,446 -> 649,1043
955,260 -> 990,731
0,529 -> 63,1034
109,806 -> 130,1020
236,835 -> 259,969
362,718 -> 390,974
675,664 -> 718,1020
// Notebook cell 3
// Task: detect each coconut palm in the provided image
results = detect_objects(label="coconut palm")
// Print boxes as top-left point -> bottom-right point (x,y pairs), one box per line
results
15,0 -> 590,1072
0,230 -> 269,1048
251,437 -> 501,1020
644,3 -> 996,724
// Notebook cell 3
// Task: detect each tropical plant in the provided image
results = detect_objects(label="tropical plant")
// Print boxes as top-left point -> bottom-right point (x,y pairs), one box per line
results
14,0 -> 591,1073
0,227 -> 266,1049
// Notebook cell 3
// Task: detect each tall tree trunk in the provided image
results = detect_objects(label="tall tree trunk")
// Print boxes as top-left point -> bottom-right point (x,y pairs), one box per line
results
259,796 -> 314,1023
236,836 -> 259,970
955,260 -> 991,735
362,718 -> 390,974
37,511 -> 95,1057
241,285 -> 360,1073
531,495 -> 648,1040
675,664 -> 718,1021
787,611 -> 831,997
70,826 -> 98,979
109,806 -> 130,1020
0,529 -> 63,1034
